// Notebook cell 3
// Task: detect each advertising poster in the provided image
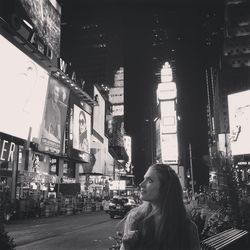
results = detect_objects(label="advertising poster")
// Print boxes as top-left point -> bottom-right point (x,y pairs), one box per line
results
228,90 -> 250,155
93,86 -> 105,139
155,118 -> 161,159
0,34 -> 49,143
72,105 -> 91,154
160,133 -> 178,164
108,87 -> 124,104
19,0 -> 61,57
39,77 -> 69,154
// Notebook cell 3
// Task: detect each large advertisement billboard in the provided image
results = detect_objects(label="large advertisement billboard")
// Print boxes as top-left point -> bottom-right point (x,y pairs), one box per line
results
108,87 -> 124,104
160,133 -> 178,164
228,90 -> 250,156
93,85 -> 105,139
160,101 -> 177,134
157,82 -> 177,100
155,118 -> 161,159
112,105 -> 124,116
72,105 -> 91,153
39,77 -> 69,154
0,34 -> 49,143
19,0 -> 61,57
68,95 -> 91,163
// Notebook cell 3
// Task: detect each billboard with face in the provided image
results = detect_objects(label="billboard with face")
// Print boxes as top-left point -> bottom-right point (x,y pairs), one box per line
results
67,94 -> 92,163
39,77 -> 70,154
228,90 -> 250,155
72,105 -> 91,154
0,34 -> 49,143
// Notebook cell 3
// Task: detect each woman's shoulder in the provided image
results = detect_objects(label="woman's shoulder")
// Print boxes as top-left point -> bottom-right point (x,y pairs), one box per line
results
184,217 -> 201,250
123,206 -> 144,230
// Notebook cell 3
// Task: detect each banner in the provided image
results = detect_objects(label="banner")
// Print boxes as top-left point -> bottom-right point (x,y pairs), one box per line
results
39,77 -> 69,154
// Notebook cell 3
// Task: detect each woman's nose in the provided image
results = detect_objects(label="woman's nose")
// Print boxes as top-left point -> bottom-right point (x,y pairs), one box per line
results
139,180 -> 144,188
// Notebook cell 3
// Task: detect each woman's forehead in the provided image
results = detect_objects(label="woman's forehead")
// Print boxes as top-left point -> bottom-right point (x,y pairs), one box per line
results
144,167 -> 158,178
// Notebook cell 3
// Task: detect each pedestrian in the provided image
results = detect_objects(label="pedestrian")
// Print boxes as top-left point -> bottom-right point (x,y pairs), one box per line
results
120,163 -> 200,250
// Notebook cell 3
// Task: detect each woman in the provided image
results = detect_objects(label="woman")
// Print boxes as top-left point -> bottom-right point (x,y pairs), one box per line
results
120,164 -> 200,250
78,110 -> 89,152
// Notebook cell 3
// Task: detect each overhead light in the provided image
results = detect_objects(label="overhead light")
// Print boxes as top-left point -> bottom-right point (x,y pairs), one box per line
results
23,19 -> 33,30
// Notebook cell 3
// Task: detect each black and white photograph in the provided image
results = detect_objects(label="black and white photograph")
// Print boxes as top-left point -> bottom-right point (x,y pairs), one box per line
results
1,0 -> 250,250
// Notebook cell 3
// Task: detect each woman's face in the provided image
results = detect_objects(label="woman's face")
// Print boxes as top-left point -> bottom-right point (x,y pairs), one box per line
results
79,113 -> 86,134
139,167 -> 161,203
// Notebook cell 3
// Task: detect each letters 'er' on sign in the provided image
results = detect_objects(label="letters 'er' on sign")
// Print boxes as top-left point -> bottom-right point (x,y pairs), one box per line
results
0,139 -> 16,162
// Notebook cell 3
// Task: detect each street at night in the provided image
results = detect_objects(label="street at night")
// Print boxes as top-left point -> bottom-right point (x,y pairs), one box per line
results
1,0 -> 250,249
6,211 -> 120,250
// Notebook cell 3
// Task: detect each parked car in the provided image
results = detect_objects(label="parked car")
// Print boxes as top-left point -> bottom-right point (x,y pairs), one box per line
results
108,196 -> 138,218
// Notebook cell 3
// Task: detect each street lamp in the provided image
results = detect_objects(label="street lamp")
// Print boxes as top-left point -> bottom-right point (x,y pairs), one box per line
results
189,143 -> 195,200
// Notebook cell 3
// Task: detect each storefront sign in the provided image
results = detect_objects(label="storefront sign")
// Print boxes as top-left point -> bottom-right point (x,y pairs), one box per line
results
0,139 -> 16,162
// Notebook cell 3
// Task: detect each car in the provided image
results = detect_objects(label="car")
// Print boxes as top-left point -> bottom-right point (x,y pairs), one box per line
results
108,196 -> 138,218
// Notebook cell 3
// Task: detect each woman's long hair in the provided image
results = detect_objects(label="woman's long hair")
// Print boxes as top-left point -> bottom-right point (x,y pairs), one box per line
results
152,164 -> 188,249
125,164 -> 190,249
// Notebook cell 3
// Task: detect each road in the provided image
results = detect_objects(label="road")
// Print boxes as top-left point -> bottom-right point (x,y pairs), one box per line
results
5,211 -> 124,250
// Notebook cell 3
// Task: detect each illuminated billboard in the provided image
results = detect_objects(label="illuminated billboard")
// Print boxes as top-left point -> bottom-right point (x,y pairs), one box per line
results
155,118 -> 161,159
157,82 -> 177,100
228,90 -> 250,155
160,62 -> 173,83
93,85 -> 105,138
72,105 -> 91,153
67,94 -> 91,162
0,34 -> 49,143
39,77 -> 69,154
112,105 -> 124,116
123,135 -> 132,172
114,67 -> 124,87
109,180 -> 126,190
160,133 -> 178,164
19,0 -> 61,57
160,101 -> 177,133
109,87 -> 124,104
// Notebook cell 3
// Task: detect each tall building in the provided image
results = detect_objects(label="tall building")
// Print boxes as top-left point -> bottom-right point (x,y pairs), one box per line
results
218,0 -> 250,135
206,0 -> 250,188
151,12 -> 178,163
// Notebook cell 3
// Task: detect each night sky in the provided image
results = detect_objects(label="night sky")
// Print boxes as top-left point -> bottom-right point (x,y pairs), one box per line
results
60,0 -> 225,187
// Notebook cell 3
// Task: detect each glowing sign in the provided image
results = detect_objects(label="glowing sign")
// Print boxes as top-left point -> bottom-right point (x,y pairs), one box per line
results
160,133 -> 178,164
160,101 -> 177,133
93,86 -> 105,138
228,90 -> 250,155
157,82 -> 177,100
0,34 -> 49,142
160,62 -> 173,83
109,87 -> 124,104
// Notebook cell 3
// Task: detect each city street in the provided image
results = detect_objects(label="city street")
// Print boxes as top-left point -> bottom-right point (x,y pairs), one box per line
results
5,211 -> 122,250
